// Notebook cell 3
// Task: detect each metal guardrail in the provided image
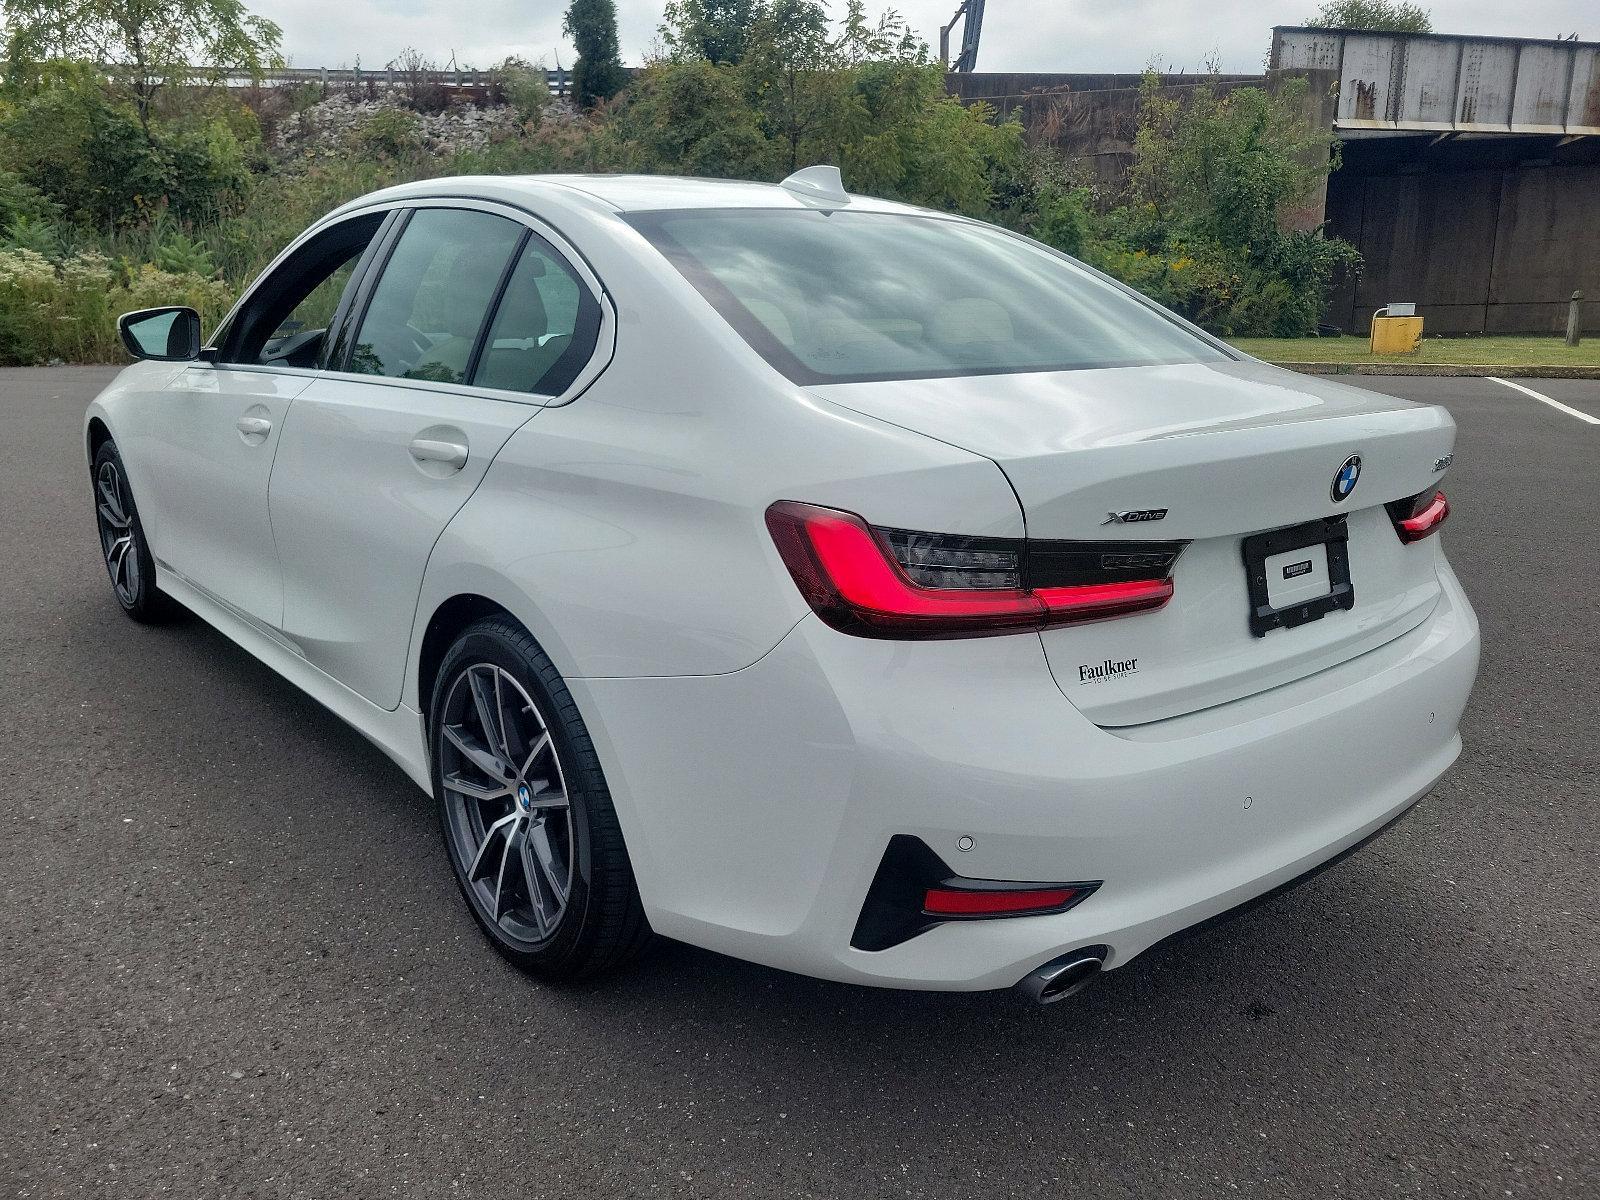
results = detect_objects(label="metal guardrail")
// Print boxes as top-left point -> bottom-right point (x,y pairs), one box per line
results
211,65 -> 573,98
1272,26 -> 1600,135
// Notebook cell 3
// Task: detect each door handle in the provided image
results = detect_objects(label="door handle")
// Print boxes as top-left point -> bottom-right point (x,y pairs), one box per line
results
236,415 -> 272,437
409,438 -> 469,470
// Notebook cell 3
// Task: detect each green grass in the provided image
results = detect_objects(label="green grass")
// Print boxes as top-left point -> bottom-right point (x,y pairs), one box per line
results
1227,335 -> 1600,368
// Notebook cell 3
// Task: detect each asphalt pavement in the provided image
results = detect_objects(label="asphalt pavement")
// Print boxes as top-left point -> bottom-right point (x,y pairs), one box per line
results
1,367 -> 1595,1198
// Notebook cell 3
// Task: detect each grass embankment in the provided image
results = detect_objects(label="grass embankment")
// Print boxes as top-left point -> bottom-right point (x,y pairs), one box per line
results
1227,335 -> 1600,368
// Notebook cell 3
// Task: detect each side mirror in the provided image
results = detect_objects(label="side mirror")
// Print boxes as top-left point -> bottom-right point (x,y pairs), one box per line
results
118,306 -> 203,362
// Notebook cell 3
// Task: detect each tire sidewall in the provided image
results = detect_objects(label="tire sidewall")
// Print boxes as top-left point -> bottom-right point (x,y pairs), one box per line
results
92,440 -> 160,620
429,624 -> 598,972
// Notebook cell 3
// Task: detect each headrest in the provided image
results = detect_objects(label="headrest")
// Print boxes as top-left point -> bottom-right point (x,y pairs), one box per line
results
743,298 -> 794,346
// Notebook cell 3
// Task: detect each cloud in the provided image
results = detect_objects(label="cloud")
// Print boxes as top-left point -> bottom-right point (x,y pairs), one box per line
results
251,0 -> 1593,75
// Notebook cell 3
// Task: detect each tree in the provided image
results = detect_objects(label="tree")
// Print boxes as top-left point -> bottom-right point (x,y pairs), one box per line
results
605,59 -> 773,177
740,0 -> 832,172
0,76 -> 252,226
1304,0 -> 1431,33
564,0 -> 627,108
1129,76 -> 1336,247
2,0 -> 284,138
623,1 -> 1018,210
0,83 -> 166,225
1091,73 -> 1361,336
660,0 -> 760,65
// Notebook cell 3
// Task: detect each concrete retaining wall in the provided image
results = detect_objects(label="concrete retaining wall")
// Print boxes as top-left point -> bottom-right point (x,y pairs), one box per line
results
945,71 -> 1265,191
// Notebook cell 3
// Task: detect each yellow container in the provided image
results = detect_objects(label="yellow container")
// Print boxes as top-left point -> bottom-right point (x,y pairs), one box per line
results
1371,315 -> 1424,355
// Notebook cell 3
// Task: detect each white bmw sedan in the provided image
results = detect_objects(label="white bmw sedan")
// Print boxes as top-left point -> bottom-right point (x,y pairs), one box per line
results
87,168 -> 1479,1002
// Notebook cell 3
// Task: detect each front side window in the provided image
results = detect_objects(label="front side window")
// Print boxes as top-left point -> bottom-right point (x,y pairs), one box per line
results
218,212 -> 386,368
471,239 -> 601,396
272,260 -> 358,352
627,209 -> 1232,385
347,209 -> 525,384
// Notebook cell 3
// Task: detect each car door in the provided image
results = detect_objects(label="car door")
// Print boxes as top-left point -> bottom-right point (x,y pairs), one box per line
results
125,211 -> 389,632
267,203 -> 604,710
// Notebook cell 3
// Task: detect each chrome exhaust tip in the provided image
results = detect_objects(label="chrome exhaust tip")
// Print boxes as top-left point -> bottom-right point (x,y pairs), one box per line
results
1015,947 -> 1107,1005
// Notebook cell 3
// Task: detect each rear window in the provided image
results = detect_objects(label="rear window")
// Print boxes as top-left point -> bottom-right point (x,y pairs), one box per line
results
627,209 -> 1230,384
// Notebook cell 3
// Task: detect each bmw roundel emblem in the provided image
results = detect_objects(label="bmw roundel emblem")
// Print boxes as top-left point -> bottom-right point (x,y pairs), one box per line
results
1331,454 -> 1362,503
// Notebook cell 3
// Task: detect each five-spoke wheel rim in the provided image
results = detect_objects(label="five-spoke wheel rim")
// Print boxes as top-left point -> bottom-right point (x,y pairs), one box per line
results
439,664 -> 576,946
95,460 -> 139,606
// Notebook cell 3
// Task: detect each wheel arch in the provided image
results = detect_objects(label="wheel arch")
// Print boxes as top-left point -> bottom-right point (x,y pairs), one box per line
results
86,415 -> 113,464
407,574 -> 669,925
410,574 -> 584,713
416,593 -> 516,720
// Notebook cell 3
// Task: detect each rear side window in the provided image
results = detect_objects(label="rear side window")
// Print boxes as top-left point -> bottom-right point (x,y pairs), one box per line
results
627,209 -> 1230,385
347,209 -> 524,384
471,238 -> 602,396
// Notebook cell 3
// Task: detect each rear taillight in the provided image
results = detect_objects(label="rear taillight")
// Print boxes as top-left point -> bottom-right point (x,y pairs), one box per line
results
1386,489 -> 1449,543
765,501 -> 1180,639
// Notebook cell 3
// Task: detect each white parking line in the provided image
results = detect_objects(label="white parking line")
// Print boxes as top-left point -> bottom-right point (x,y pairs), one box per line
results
1488,376 -> 1600,425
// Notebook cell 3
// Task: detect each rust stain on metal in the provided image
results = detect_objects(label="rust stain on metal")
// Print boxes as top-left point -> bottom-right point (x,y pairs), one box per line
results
1459,93 -> 1477,124
1354,79 -> 1379,120
1584,74 -> 1600,127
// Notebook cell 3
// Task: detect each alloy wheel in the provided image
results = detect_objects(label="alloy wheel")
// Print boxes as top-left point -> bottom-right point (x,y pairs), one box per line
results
439,663 -> 576,946
95,459 -> 140,606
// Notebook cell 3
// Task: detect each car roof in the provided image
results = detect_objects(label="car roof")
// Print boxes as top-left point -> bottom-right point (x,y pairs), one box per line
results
325,173 -> 936,220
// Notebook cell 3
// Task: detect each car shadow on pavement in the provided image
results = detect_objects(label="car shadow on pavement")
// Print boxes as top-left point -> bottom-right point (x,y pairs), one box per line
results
85,593 -> 1481,1074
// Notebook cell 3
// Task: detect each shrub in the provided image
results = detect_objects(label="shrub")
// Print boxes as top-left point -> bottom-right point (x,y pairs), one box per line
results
350,107 -> 424,160
0,5 -> 1358,357
604,60 -> 773,178
0,247 -> 232,364
836,64 -> 1023,216
151,229 -> 219,277
491,58 -> 552,128
0,84 -> 255,227
161,117 -> 253,220
1015,75 -> 1358,338
1028,182 -> 1095,258
0,86 -> 164,226
0,168 -> 62,228
3,214 -> 68,258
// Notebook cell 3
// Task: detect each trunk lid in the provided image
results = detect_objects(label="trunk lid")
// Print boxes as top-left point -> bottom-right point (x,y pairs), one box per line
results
810,360 -> 1456,725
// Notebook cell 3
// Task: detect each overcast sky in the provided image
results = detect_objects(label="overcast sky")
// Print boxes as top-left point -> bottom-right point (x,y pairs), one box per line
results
250,1 -> 1592,75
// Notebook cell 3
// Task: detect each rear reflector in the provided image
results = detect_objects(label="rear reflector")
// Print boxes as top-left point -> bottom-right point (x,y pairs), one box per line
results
1387,489 -> 1450,543
923,886 -> 1083,916
851,836 -> 1102,950
766,501 -> 1177,639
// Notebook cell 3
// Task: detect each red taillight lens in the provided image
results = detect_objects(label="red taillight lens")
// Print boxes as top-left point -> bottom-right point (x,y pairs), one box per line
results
923,886 -> 1083,916
1034,579 -> 1173,619
765,501 -> 1176,639
1388,489 -> 1449,543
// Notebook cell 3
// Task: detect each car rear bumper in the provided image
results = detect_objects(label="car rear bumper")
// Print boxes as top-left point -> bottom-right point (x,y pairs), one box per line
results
571,561 -> 1479,992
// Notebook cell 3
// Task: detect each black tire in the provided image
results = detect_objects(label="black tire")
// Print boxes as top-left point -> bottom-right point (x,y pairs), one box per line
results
430,616 -> 650,979
91,439 -> 173,624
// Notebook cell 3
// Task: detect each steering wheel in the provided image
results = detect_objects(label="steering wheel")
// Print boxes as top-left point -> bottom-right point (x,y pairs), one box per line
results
260,327 -> 326,368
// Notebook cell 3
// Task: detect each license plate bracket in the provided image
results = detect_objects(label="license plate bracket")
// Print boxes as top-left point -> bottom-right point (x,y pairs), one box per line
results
1241,515 -> 1354,637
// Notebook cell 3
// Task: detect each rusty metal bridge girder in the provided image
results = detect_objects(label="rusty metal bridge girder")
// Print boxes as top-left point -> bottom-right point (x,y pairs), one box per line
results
1272,26 -> 1600,136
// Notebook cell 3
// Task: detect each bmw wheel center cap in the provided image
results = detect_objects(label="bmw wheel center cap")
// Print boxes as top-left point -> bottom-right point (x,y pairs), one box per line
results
517,783 -> 532,810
